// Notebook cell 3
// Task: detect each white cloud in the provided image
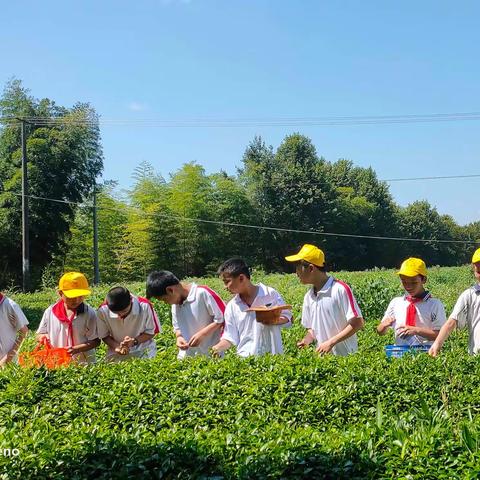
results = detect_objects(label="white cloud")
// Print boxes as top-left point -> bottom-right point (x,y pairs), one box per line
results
128,101 -> 148,112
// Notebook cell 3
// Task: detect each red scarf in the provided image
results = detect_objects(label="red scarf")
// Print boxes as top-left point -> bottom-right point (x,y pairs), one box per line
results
405,296 -> 423,326
52,300 -> 77,346
0,293 -> 4,306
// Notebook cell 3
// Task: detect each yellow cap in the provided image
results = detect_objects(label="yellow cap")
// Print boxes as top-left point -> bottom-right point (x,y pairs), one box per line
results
472,248 -> 480,264
58,272 -> 91,298
397,257 -> 427,277
285,244 -> 325,267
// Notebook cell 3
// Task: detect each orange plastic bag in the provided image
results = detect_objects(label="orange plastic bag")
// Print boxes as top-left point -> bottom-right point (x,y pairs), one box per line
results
19,338 -> 72,369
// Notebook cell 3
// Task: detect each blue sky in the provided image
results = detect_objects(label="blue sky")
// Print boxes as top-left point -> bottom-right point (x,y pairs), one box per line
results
1,0 -> 479,225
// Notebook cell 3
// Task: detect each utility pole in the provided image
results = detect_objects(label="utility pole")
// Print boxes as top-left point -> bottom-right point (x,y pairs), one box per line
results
93,183 -> 100,284
20,119 -> 30,292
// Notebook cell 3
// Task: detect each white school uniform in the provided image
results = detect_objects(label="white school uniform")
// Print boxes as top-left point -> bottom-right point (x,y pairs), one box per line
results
450,284 -> 480,354
172,283 -> 225,359
382,293 -> 446,346
222,283 -> 292,357
0,296 -> 29,361
301,276 -> 362,356
97,295 -> 160,361
37,301 -> 98,363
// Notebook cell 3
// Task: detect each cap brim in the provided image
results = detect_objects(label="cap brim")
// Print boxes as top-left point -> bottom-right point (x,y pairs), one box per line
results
62,288 -> 91,298
473,255 -> 480,264
397,269 -> 422,277
285,254 -> 303,262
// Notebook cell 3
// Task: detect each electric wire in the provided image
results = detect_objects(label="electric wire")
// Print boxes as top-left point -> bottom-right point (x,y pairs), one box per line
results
6,192 -> 478,245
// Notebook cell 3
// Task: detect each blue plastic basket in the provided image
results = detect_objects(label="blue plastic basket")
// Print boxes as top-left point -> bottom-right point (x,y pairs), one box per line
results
385,344 -> 431,359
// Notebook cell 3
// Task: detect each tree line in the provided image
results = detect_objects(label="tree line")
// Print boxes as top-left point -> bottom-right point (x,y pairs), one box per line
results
1,79 -> 479,289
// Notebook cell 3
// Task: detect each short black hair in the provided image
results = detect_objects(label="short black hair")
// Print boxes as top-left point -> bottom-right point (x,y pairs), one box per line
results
217,258 -> 251,279
146,270 -> 180,298
106,287 -> 131,312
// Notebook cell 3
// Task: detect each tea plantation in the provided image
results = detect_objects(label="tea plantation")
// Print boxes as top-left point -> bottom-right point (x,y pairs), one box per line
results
1,266 -> 479,479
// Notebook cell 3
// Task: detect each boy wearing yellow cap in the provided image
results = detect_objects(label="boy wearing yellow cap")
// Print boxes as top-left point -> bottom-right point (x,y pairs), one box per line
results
37,272 -> 100,363
429,248 -> 480,356
0,292 -> 29,367
377,258 -> 446,346
286,244 -> 364,356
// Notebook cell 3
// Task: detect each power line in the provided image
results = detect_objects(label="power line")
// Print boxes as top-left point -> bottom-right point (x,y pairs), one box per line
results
263,173 -> 480,184
4,119 -> 478,182
382,174 -> 480,182
8,192 -> 91,206
2,111 -> 480,127
5,192 -> 478,245
6,171 -> 479,201
139,210 -> 478,245
4,113 -> 479,182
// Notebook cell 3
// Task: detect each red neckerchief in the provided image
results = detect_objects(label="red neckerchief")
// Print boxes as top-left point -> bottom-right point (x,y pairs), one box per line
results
52,300 -> 77,346
405,291 -> 430,327
0,293 -> 4,306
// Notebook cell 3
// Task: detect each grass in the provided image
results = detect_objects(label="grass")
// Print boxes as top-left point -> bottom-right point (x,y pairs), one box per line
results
0,265 -> 478,478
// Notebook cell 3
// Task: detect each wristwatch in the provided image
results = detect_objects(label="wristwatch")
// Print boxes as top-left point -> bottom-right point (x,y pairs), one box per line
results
133,338 -> 139,346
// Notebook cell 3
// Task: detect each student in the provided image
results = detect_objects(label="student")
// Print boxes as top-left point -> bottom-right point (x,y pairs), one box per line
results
211,258 -> 292,357
37,272 -> 99,363
97,286 -> 161,361
285,244 -> 364,356
146,270 -> 225,359
377,257 -> 446,345
0,292 -> 29,367
429,248 -> 480,356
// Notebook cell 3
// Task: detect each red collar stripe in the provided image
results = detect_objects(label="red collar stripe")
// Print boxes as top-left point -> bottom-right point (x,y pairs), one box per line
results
138,296 -> 161,334
335,280 -> 359,318
198,285 -> 226,314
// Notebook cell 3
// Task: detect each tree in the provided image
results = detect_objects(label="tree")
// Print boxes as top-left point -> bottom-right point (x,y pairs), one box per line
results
240,134 -> 337,270
327,186 -> 378,270
324,159 -> 400,268
166,162 -> 214,276
396,201 -> 464,266
120,162 -> 180,280
63,183 -> 129,283
0,79 -> 103,288
238,136 -> 277,267
205,171 -> 257,272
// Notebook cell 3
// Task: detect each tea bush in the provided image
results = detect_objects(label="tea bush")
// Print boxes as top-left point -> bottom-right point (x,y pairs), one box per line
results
0,265 -> 478,478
